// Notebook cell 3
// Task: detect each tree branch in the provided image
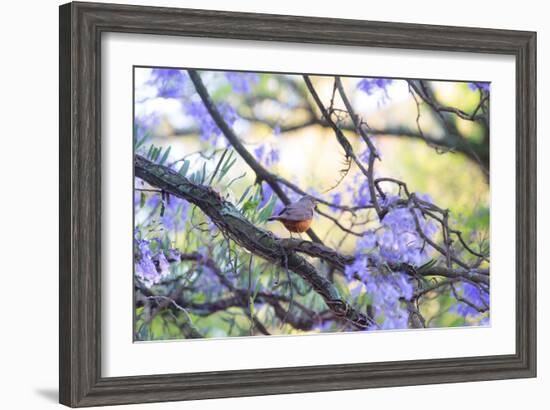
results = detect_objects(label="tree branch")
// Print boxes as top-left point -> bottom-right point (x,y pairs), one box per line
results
135,154 -> 376,330
224,114 -> 488,171
187,69 -> 326,243
334,77 -> 384,218
303,75 -> 384,218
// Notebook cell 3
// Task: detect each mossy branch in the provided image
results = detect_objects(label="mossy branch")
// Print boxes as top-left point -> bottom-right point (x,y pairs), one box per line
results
135,154 -> 376,330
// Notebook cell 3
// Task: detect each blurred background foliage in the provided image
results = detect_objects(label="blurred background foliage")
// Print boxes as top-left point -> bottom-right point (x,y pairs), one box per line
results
134,68 -> 489,340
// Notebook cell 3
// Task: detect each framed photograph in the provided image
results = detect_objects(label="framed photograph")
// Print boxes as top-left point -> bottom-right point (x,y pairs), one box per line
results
59,1 -> 536,407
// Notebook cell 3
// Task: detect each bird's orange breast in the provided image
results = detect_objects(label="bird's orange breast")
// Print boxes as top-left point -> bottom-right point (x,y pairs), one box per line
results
280,218 -> 312,233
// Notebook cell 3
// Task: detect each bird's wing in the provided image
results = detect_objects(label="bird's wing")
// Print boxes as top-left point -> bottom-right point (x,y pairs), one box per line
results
276,205 -> 289,216
277,203 -> 313,221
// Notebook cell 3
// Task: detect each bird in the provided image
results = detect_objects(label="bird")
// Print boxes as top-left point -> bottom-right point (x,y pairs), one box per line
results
267,196 -> 318,235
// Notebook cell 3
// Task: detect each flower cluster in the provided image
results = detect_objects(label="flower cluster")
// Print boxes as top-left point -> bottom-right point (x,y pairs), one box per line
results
148,69 -> 187,99
357,78 -> 393,95
379,205 -> 436,266
254,144 -> 280,167
468,82 -> 490,93
225,71 -> 259,94
186,101 -> 238,144
161,195 -> 189,231
134,235 -> 171,287
344,199 -> 439,328
329,192 -> 342,210
451,281 -> 490,321
356,179 -> 372,207
345,253 -> 413,330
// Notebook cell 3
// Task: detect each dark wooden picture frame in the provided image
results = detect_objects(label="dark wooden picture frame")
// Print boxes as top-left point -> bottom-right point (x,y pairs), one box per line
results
59,1 -> 536,407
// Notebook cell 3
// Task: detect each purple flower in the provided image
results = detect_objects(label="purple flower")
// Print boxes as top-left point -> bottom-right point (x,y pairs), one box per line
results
134,191 -> 142,209
329,192 -> 342,210
186,101 -> 237,143
149,69 -> 187,98
135,238 -> 161,286
479,316 -> 490,326
307,187 -> 320,199
136,258 -> 158,286
314,321 -> 334,333
357,231 -> 377,251
268,148 -> 280,164
254,145 -> 265,160
393,272 -> 413,300
451,302 -> 478,318
468,82 -> 490,93
463,282 -> 489,309
450,282 -> 490,320
380,194 -> 400,207
148,195 -> 189,232
345,254 -> 412,330
345,257 -> 369,281
380,308 -> 409,330
382,207 -> 416,232
415,193 -> 434,204
224,71 -> 259,94
358,78 -> 393,95
372,206 -> 434,266
134,113 -> 160,146
157,252 -> 171,277
254,144 -> 280,167
356,179 -> 372,207
145,194 -> 160,209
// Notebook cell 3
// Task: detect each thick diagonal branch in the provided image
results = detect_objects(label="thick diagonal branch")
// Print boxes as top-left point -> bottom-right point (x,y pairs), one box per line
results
187,69 -> 326,243
135,154 -> 375,330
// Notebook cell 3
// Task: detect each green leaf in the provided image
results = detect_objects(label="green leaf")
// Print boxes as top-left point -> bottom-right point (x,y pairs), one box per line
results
217,157 -> 237,183
140,192 -> 146,208
209,149 -> 229,184
252,280 -> 262,300
158,146 -> 171,165
134,131 -> 150,151
257,195 -> 278,223
199,162 -> 207,184
149,238 -> 160,253
237,185 -> 252,205
150,315 -> 165,339
211,83 -> 233,100
134,133 -> 149,151
417,258 -> 437,273
252,183 -> 262,202
226,172 -> 246,189
242,199 -> 260,213
161,236 -> 171,252
146,144 -> 155,159
152,147 -> 160,161
178,160 -> 190,176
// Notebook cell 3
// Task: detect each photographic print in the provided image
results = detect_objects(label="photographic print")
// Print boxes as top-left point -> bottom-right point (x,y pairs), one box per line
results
133,67 -> 490,341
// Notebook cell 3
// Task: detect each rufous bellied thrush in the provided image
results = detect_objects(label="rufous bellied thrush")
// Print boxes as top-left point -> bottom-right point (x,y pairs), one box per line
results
267,196 -> 318,234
